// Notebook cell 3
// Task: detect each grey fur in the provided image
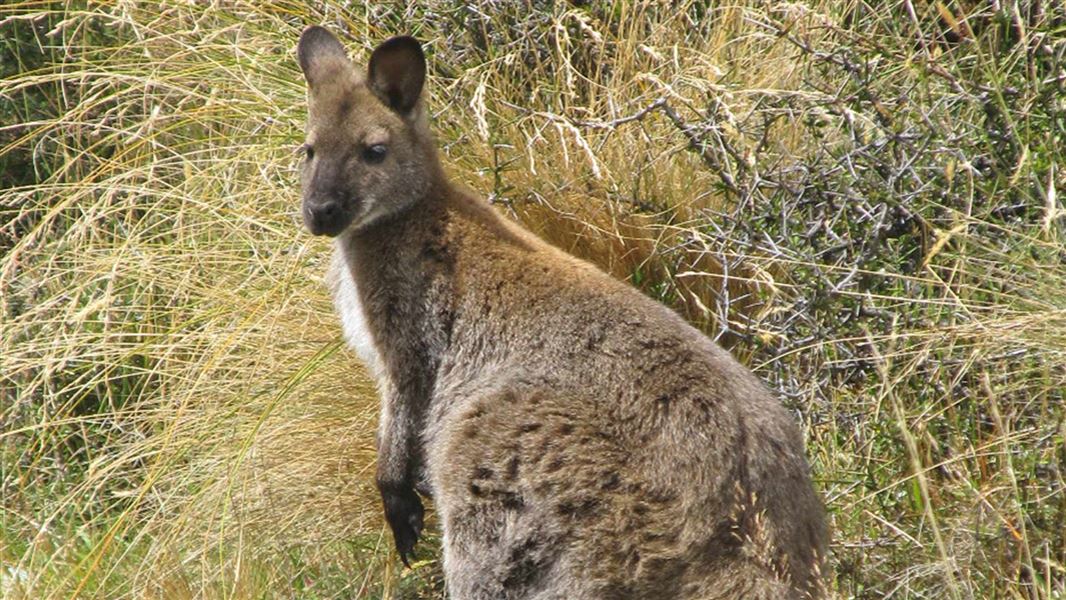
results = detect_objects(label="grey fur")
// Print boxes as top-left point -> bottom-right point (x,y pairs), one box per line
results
297,27 -> 829,600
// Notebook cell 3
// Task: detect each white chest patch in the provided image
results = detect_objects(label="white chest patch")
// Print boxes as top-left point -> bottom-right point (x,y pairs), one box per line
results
329,244 -> 383,380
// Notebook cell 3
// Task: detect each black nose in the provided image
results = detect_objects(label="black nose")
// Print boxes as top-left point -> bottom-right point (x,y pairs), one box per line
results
305,200 -> 347,236
311,201 -> 340,222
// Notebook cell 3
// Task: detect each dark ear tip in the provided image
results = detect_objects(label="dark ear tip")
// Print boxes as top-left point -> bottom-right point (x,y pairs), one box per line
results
298,25 -> 330,53
297,26 -> 348,79
367,36 -> 427,114
377,36 -> 425,59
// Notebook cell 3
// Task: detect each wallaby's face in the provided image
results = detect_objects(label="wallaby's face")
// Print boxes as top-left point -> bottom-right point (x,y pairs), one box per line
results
297,28 -> 431,236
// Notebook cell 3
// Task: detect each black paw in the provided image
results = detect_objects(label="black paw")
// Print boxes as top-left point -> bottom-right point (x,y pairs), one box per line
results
381,485 -> 424,567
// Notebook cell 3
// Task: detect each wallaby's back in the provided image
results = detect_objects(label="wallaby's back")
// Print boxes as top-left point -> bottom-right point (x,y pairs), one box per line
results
422,187 -> 828,599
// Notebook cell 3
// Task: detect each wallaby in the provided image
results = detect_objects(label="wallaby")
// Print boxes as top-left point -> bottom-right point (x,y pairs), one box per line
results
296,26 -> 828,600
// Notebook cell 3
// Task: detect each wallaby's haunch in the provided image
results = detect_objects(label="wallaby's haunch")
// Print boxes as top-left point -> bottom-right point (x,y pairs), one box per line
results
296,27 -> 828,600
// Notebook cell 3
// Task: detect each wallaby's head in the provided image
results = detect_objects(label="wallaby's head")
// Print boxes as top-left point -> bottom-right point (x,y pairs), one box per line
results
297,27 -> 437,236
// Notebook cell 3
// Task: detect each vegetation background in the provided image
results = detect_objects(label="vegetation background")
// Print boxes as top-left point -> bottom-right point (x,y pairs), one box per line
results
2,1 -> 1064,598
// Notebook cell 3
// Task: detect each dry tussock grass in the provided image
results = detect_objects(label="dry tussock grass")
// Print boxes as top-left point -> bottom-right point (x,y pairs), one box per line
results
2,1 -> 1064,598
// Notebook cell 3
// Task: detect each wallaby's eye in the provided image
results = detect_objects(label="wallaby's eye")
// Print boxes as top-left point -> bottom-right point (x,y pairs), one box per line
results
363,144 -> 387,164
303,144 -> 315,161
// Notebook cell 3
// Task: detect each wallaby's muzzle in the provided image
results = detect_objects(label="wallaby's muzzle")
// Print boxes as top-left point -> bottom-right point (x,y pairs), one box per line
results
303,197 -> 350,237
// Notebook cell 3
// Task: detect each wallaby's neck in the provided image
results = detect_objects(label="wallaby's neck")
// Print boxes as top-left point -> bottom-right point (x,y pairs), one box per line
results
336,169 -> 456,297
335,167 -> 457,435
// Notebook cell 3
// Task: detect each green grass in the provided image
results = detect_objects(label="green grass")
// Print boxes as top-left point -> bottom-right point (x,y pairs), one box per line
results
2,1 -> 1064,598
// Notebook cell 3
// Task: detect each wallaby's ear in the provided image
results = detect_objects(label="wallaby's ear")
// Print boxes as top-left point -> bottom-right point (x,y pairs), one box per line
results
297,26 -> 349,88
367,36 -> 426,115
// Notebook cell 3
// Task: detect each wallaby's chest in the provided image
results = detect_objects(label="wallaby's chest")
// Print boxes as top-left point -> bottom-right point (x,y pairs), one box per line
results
330,246 -> 383,379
